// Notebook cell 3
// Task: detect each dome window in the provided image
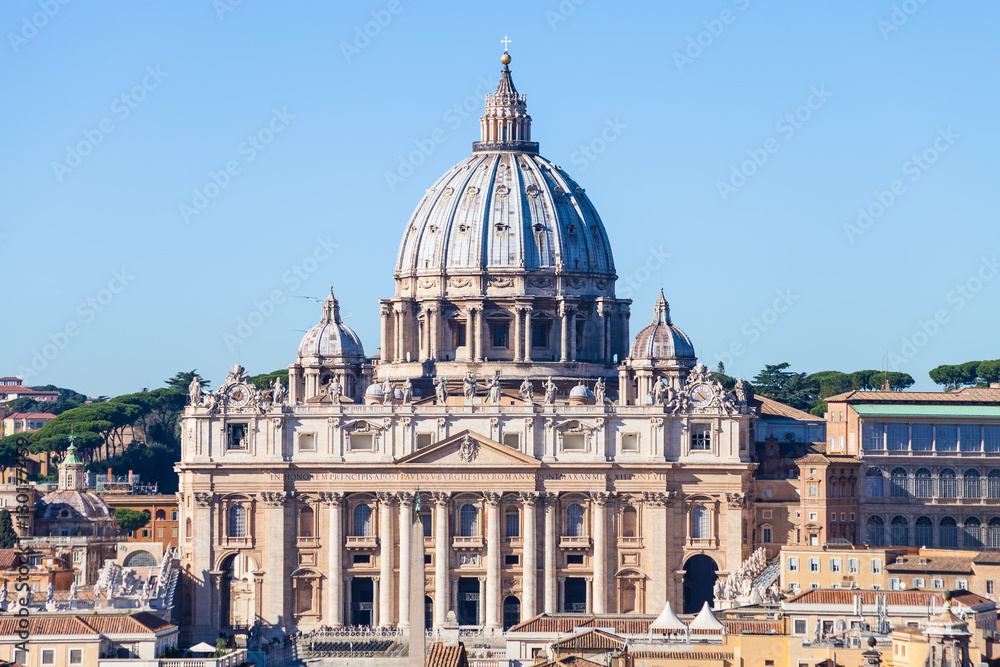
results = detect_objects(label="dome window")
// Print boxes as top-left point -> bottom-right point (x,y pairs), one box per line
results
533,223 -> 545,233
567,224 -> 576,234
495,222 -> 507,232
458,224 -> 468,233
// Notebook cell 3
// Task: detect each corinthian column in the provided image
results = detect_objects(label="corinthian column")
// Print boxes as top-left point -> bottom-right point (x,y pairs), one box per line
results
523,309 -> 532,363
380,302 -> 392,363
398,493 -> 414,629
485,492 -> 501,630
519,492 -> 538,620
543,493 -> 558,613
559,303 -> 570,362
323,492 -> 345,626
433,493 -> 450,627
261,492 -> 288,632
590,492 -> 611,614
377,492 -> 396,627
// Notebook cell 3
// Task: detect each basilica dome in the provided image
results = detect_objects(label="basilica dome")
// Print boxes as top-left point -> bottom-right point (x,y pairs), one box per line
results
297,289 -> 365,360
629,291 -> 695,361
394,54 -> 616,291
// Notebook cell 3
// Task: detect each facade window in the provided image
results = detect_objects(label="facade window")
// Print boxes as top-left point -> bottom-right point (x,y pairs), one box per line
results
964,517 -> 982,548
914,469 -> 932,498
505,510 -> 519,538
155,509 -> 166,520
988,518 -> 1000,549
171,511 -> 178,521
503,433 -> 519,449
964,469 -> 981,499
956,579 -> 968,590
985,426 -> 1000,452
987,580 -> 995,595
793,619 -> 807,634
865,468 -> 884,497
69,649 -> 83,665
848,558 -> 859,574
763,527 -> 772,543
871,559 -> 882,574
890,468 -> 908,498
889,578 -> 901,590
887,424 -> 908,451
913,578 -> 926,588
936,425 -> 958,452
808,558 -> 820,573
299,506 -> 314,537
531,322 -> 548,348
989,470 -> 1000,498
915,516 -> 933,547
622,507 -> 638,537
420,511 -> 432,537
939,517 -> 958,548
229,505 -> 247,538
862,423 -> 885,450
227,423 -> 248,450
349,433 -> 374,451
830,558 -> 842,573
566,504 -> 585,537
459,503 -> 479,537
691,505 -> 710,539
931,578 -> 944,589
417,433 -> 433,449
453,322 -> 467,348
960,425 -> 982,452
298,433 -> 316,452
621,433 -> 639,452
939,469 -> 957,498
40,649 -> 55,666
691,425 -> 712,451
491,323 -> 509,348
911,424 -> 933,451
352,504 -> 373,537
787,557 -> 799,572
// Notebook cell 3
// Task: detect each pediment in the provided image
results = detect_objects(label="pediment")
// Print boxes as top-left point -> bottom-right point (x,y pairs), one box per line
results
397,429 -> 540,467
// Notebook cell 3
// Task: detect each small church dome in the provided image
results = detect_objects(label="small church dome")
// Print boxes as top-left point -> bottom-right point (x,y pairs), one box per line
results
297,289 -> 365,360
629,291 -> 695,360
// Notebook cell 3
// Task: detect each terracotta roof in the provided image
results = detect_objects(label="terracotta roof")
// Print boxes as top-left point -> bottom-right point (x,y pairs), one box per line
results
0,616 -> 95,636
974,552 -> 1000,564
550,629 -> 626,651
629,651 -> 734,661
507,614 -> 781,636
784,589 -> 993,609
534,657 -> 604,667
0,550 -> 22,570
0,613 -> 174,637
752,395 -> 820,422
887,556 -> 973,574
424,642 -> 469,667
85,612 -> 176,634
3,413 -> 56,421
826,387 -> 1000,404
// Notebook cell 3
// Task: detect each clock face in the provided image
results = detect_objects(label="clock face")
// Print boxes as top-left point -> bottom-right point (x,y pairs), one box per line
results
227,385 -> 250,407
690,384 -> 713,407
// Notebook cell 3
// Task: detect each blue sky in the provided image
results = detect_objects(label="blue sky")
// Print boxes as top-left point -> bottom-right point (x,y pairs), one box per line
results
2,1 -> 997,396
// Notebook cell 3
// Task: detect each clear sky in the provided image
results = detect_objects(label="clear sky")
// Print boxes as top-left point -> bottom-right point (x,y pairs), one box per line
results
2,1 -> 997,397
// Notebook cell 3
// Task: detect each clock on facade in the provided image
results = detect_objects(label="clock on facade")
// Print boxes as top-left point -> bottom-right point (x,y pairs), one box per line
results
227,385 -> 250,407
690,384 -> 713,407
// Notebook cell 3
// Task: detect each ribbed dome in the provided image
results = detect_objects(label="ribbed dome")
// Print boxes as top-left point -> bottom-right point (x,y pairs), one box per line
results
395,152 -> 615,279
36,490 -> 113,522
297,289 -> 365,359
629,291 -> 695,360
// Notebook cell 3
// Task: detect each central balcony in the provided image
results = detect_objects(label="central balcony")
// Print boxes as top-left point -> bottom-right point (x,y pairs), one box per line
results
345,535 -> 378,550
559,535 -> 591,550
452,536 -> 484,550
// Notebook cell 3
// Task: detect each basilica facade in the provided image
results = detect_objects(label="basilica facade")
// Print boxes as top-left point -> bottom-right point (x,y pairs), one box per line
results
175,51 -> 756,643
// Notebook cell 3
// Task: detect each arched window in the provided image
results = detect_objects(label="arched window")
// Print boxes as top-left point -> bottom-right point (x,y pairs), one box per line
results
297,580 -> 313,614
964,517 -> 982,549
964,469 -> 982,499
155,509 -> 166,521
566,504 -> 585,537
989,470 -> 1000,499
915,516 -> 933,547
692,505 -> 710,540
229,505 -> 247,538
123,550 -> 157,567
890,516 -> 908,546
914,469 -> 932,498
299,506 -> 314,538
866,516 -> 885,546
353,504 -> 372,537
622,507 -> 638,538
865,468 -> 884,498
988,518 -> 1000,549
622,584 -> 637,614
939,517 -> 958,548
890,468 -> 908,498
939,469 -> 957,498
460,503 -> 479,537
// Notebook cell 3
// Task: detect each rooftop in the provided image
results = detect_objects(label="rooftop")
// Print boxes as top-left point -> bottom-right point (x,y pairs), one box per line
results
826,386 -> 1000,405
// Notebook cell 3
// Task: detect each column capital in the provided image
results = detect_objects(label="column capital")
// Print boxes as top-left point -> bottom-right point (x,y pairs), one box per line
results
557,575 -> 567,583
260,491 -> 289,508
376,491 -> 398,506
518,491 -> 540,507
483,492 -> 502,507
398,492 -> 416,508
432,491 -> 451,507
319,491 -> 345,507
541,492 -> 559,508
193,492 -> 216,508
589,491 -> 614,507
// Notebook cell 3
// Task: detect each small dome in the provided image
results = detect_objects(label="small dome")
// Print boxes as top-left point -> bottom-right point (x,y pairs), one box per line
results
36,490 -> 114,522
569,384 -> 594,399
298,289 -> 365,359
629,291 -> 695,360
365,383 -> 384,396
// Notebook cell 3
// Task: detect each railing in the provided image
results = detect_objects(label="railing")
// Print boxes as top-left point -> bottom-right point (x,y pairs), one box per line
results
297,536 -> 320,548
472,140 -> 539,154
453,536 -> 484,549
617,536 -> 643,548
98,649 -> 248,667
559,535 -> 591,549
345,535 -> 378,549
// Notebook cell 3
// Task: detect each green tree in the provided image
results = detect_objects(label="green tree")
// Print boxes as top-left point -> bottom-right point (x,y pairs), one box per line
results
0,511 -> 16,549
114,508 -> 150,533
869,371 -> 915,391
977,360 -> 1000,385
752,363 -> 819,411
165,370 -> 211,392
711,362 -> 736,391
930,362 -> 980,391
250,369 -> 289,390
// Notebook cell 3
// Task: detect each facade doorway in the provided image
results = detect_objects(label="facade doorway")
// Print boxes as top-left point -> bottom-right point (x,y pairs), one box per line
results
683,555 -> 718,613
350,578 -> 374,626
502,596 -> 520,630
563,578 -> 587,613
457,578 -> 480,626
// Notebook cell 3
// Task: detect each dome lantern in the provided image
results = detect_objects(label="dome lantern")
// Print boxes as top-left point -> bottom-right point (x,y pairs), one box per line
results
474,49 -> 535,154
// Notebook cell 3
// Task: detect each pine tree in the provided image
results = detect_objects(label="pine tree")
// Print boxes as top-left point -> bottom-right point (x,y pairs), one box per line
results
0,510 -> 18,549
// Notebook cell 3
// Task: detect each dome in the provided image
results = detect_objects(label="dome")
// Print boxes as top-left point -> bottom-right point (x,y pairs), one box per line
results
298,289 -> 365,359
35,490 -> 114,523
365,383 -> 384,396
630,291 -> 695,360
393,56 -> 616,292
569,384 -> 594,399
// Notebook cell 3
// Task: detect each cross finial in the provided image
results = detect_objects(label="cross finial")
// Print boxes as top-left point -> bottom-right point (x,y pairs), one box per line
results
500,35 -> 511,51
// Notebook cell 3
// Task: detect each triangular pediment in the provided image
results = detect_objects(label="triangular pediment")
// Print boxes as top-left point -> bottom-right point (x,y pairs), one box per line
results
397,429 -> 540,467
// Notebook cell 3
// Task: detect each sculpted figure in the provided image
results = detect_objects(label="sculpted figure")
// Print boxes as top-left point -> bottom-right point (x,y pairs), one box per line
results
735,378 -> 748,404
652,377 -> 667,405
594,378 -> 605,405
544,377 -> 557,405
435,376 -> 448,404
271,377 -> 286,406
463,372 -> 477,401
402,379 -> 413,404
188,376 -> 201,406
382,379 -> 394,405
487,375 -> 501,404
519,378 -> 533,404
328,375 -> 342,403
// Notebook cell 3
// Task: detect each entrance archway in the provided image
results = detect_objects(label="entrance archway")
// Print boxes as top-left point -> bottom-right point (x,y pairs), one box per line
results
424,596 -> 433,629
350,578 -> 374,626
683,555 -> 718,614
219,553 -> 257,629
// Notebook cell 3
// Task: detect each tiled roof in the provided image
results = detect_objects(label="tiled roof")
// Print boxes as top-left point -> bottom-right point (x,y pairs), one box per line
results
0,613 -> 174,637
886,556 -> 973,574
974,552 -> 1000,564
506,614 -> 782,636
550,629 -> 626,651
534,657 -> 604,667
424,642 -> 469,667
826,387 -> 1000,404
784,589 -> 993,609
0,550 -> 22,569
753,395 -> 820,422
629,651 -> 734,661
86,612 -> 176,634
0,616 -> 95,636
3,413 -> 56,421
